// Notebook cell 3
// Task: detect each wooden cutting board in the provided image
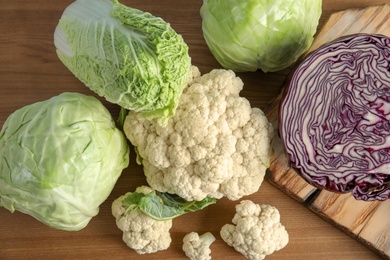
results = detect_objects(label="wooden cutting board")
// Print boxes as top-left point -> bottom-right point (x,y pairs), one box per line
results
264,5 -> 390,259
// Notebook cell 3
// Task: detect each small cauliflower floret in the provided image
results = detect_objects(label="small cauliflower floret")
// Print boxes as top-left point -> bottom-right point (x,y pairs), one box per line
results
124,66 -> 273,201
220,200 -> 289,260
111,186 -> 172,254
182,232 -> 216,260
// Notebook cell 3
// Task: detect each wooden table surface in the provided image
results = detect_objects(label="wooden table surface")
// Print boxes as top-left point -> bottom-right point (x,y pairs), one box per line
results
0,0 -> 389,259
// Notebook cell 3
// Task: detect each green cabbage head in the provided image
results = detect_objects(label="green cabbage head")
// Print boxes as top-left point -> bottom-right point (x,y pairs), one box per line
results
54,0 -> 191,125
200,0 -> 322,73
0,92 -> 129,231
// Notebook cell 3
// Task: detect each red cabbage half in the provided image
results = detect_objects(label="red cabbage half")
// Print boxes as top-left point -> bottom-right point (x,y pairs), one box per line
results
279,33 -> 390,201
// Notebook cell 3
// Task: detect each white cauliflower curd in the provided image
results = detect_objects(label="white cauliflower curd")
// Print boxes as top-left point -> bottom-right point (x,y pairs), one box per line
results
220,200 -> 289,260
111,186 -> 172,254
182,231 -> 216,260
124,66 -> 273,201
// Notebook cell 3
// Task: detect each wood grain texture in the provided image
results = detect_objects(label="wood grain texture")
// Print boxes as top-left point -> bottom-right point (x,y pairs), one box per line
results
0,1 -> 389,260
266,5 -> 390,259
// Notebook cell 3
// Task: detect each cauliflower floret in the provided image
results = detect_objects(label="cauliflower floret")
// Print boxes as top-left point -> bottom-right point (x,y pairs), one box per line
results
182,232 -> 216,260
220,200 -> 289,260
111,186 -> 172,254
124,66 -> 273,201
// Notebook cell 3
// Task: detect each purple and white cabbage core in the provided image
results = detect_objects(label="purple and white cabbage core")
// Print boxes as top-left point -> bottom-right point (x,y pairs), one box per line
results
280,33 -> 390,201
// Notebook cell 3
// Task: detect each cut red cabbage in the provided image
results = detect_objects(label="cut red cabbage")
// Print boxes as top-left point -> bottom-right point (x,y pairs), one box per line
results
279,33 -> 390,201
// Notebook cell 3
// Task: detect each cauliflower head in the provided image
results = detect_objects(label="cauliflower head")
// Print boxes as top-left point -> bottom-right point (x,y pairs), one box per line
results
111,186 -> 172,254
182,231 -> 216,260
220,200 -> 289,260
124,66 -> 273,201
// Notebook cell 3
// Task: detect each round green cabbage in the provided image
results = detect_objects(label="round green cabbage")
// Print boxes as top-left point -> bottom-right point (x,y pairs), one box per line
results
200,0 -> 322,73
0,92 -> 129,231
54,0 -> 191,125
